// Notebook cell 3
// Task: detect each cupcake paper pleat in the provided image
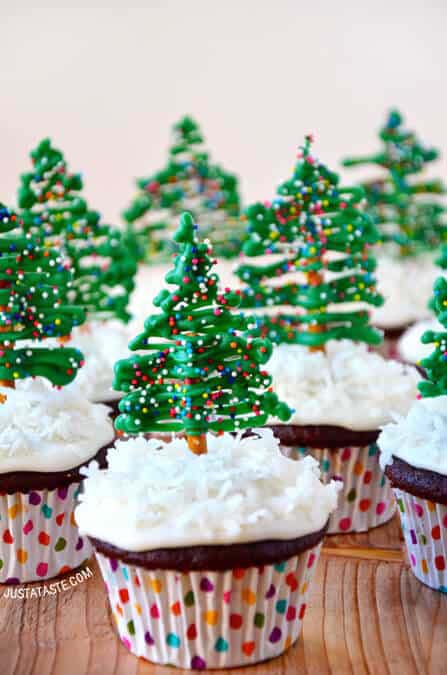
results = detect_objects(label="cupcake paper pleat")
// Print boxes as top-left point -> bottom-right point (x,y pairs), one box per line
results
281,443 -> 395,534
394,489 -> 447,593
0,483 -> 91,584
96,543 -> 322,669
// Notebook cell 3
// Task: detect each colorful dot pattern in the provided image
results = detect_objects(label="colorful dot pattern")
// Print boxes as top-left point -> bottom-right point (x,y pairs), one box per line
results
96,543 -> 322,669
0,483 -> 91,584
394,489 -> 447,593
282,443 -> 395,534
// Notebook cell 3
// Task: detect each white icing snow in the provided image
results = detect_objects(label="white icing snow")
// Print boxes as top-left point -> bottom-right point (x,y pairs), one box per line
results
75,428 -> 340,551
0,379 -> 114,473
379,396 -> 447,476
266,340 -> 420,430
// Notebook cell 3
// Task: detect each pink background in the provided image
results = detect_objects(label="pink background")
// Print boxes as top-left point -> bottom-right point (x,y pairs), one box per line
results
1,1 -> 446,223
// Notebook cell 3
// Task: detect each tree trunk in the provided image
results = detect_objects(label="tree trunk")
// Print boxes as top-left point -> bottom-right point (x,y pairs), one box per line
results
186,434 -> 207,455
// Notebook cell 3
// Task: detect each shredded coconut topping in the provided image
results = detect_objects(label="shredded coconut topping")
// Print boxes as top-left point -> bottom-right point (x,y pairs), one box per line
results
379,396 -> 447,476
75,429 -> 340,551
0,378 -> 114,473
266,340 -> 420,430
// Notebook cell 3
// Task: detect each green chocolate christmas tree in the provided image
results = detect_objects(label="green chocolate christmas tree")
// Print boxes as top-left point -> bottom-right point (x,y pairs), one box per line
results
113,211 -> 291,454
18,138 -> 136,323
342,110 -> 447,256
418,277 -> 447,397
0,203 -> 85,388
235,136 -> 383,349
122,116 -> 243,262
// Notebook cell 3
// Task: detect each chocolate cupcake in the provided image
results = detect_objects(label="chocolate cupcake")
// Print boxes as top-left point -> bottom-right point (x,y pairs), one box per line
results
379,396 -> 447,593
0,380 -> 114,584
266,340 -> 419,533
76,430 -> 339,669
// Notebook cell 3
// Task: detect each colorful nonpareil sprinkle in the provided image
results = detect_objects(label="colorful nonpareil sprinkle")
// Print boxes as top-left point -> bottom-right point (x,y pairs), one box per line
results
0,202 -> 85,386
235,136 -> 383,348
122,116 -> 243,261
343,110 -> 447,257
113,211 -> 291,444
18,138 -> 136,323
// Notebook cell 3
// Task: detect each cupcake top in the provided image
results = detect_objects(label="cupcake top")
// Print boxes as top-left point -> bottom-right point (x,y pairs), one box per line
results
372,253 -> 439,329
266,340 -> 420,431
398,318 -> 440,365
75,428 -> 340,552
67,320 -> 131,402
379,396 -> 447,476
0,379 -> 114,473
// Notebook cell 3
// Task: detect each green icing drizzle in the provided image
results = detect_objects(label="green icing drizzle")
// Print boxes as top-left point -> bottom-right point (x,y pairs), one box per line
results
113,211 -> 291,437
419,276 -> 447,397
343,110 -> 447,257
235,136 -> 383,348
18,138 -> 136,323
0,203 -> 85,387
122,116 -> 243,262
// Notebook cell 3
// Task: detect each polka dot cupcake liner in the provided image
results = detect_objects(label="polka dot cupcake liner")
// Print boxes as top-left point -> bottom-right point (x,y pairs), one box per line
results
394,489 -> 447,593
0,483 -> 92,584
95,542 -> 322,669
281,443 -> 395,533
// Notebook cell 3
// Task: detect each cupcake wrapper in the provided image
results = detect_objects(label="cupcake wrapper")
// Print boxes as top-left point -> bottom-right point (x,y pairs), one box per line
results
0,483 -> 92,584
394,489 -> 447,593
95,542 -> 322,669
281,443 -> 395,534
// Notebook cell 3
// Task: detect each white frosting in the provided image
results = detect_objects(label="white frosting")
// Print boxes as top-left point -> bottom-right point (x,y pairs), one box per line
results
266,340 -> 420,430
379,396 -> 447,476
398,318 -> 441,365
67,320 -> 131,402
372,253 -> 441,328
0,379 -> 114,474
75,429 -> 340,551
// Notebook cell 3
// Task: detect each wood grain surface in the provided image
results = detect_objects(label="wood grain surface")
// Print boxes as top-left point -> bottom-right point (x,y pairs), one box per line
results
0,515 -> 446,675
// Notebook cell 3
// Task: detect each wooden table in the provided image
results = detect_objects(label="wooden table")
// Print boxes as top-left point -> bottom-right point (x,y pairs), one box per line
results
1,515 -> 446,675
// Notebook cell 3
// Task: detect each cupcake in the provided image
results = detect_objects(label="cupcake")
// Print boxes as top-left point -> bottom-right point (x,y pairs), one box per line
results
379,277 -> 447,593
75,212 -> 340,667
266,341 -> 419,533
379,398 -> 447,593
0,203 -> 114,583
342,110 -> 447,359
0,380 -> 113,584
235,136 -> 420,533
77,431 -> 339,668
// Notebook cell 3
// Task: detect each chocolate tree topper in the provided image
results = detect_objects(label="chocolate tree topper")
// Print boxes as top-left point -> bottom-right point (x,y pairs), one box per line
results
113,212 -> 291,455
235,136 -> 383,351
0,203 -> 85,389
18,138 -> 136,323
122,116 -> 243,262
419,277 -> 447,398
343,110 -> 447,256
